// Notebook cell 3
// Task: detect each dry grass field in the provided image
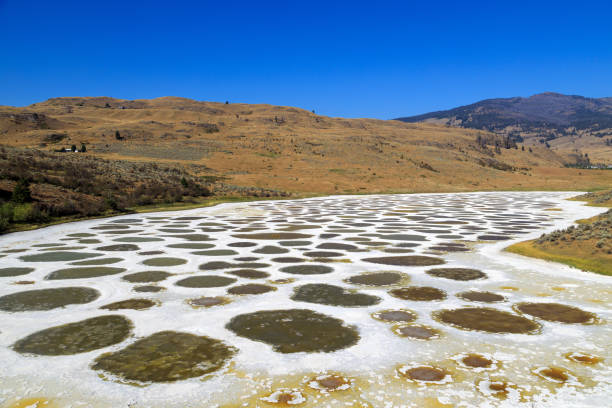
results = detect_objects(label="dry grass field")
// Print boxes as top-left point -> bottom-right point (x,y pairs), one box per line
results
2,96 -> 612,196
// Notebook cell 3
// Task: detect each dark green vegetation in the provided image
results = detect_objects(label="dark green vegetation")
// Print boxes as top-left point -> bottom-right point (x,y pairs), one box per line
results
13,315 -> 132,355
433,307 -> 541,334
226,309 -> 360,353
291,283 -> 381,307
92,331 -> 236,383
0,287 -> 100,311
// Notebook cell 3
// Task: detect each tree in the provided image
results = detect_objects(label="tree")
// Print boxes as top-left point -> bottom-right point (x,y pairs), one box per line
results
80,143 -> 87,153
225,101 -> 229,105
115,131 -> 123,140
71,144 -> 77,152
12,179 -> 32,203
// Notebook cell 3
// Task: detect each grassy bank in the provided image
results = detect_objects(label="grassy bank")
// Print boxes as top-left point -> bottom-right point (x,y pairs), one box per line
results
506,239 -> 612,276
505,189 -> 612,276
1,195 -> 298,235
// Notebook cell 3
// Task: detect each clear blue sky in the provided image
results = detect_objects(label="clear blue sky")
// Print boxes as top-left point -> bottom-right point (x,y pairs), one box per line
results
1,0 -> 611,118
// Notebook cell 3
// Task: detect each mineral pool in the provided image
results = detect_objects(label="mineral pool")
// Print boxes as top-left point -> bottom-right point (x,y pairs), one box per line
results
0,192 -> 610,407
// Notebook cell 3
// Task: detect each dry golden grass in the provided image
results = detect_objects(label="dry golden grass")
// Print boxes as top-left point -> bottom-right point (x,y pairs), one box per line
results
506,189 -> 612,276
507,239 -> 612,276
2,96 -> 612,195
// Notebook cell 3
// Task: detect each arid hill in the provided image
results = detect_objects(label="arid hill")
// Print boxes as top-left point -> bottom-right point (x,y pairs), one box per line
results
396,92 -> 612,164
2,96 -> 612,197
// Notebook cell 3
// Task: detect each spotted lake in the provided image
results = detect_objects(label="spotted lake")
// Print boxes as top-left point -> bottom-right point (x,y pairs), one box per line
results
0,192 -> 610,407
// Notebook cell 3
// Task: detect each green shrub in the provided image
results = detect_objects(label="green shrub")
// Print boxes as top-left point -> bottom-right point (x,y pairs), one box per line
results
11,179 -> 32,203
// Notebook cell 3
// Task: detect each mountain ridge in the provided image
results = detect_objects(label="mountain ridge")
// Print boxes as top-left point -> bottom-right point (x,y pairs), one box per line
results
395,92 -> 612,163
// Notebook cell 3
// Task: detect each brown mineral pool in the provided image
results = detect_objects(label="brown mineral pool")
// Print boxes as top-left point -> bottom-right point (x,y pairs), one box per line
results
291,283 -> 381,307
122,271 -> 173,283
13,315 -> 132,355
260,389 -> 307,405
0,267 -> 35,277
433,307 -> 541,334
362,255 -> 445,266
532,366 -> 574,384
96,244 -> 140,251
393,324 -> 440,340
100,298 -> 157,310
461,354 -> 493,368
227,269 -> 270,279
316,243 -> 358,251
271,257 -> 306,263
20,252 -> 102,262
345,271 -> 406,286
253,245 -> 290,254
176,276 -> 237,288
168,234 -> 215,242
565,352 -> 603,365
303,251 -> 344,258
226,309 -> 360,353
113,237 -> 164,243
232,233 -> 313,240
280,265 -> 334,275
426,268 -> 487,281
92,331 -> 236,383
308,374 -> 351,392
398,365 -> 450,383
166,243 -> 215,249
70,257 -> 124,266
188,296 -> 230,308
227,283 -> 276,295
192,249 -> 238,256
133,285 -> 165,293
389,286 -> 447,301
0,287 -> 100,312
46,267 -> 126,280
457,291 -> 505,303
513,302 -> 597,324
372,309 -> 417,323
142,257 -> 187,267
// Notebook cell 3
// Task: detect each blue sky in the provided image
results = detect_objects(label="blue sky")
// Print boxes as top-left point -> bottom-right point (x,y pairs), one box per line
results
1,0 -> 611,118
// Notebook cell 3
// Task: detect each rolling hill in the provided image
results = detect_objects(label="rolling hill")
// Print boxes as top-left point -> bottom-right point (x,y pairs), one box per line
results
396,92 -> 612,164
1,96 -> 611,198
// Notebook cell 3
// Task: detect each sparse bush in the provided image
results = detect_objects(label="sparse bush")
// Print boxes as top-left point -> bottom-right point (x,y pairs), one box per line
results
11,179 -> 32,203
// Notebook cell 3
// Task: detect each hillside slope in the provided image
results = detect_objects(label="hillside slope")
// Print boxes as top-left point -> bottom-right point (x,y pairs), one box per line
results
396,93 -> 612,164
1,96 -> 612,196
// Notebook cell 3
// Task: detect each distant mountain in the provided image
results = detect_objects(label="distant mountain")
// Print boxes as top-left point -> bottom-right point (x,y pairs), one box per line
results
396,93 -> 612,145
